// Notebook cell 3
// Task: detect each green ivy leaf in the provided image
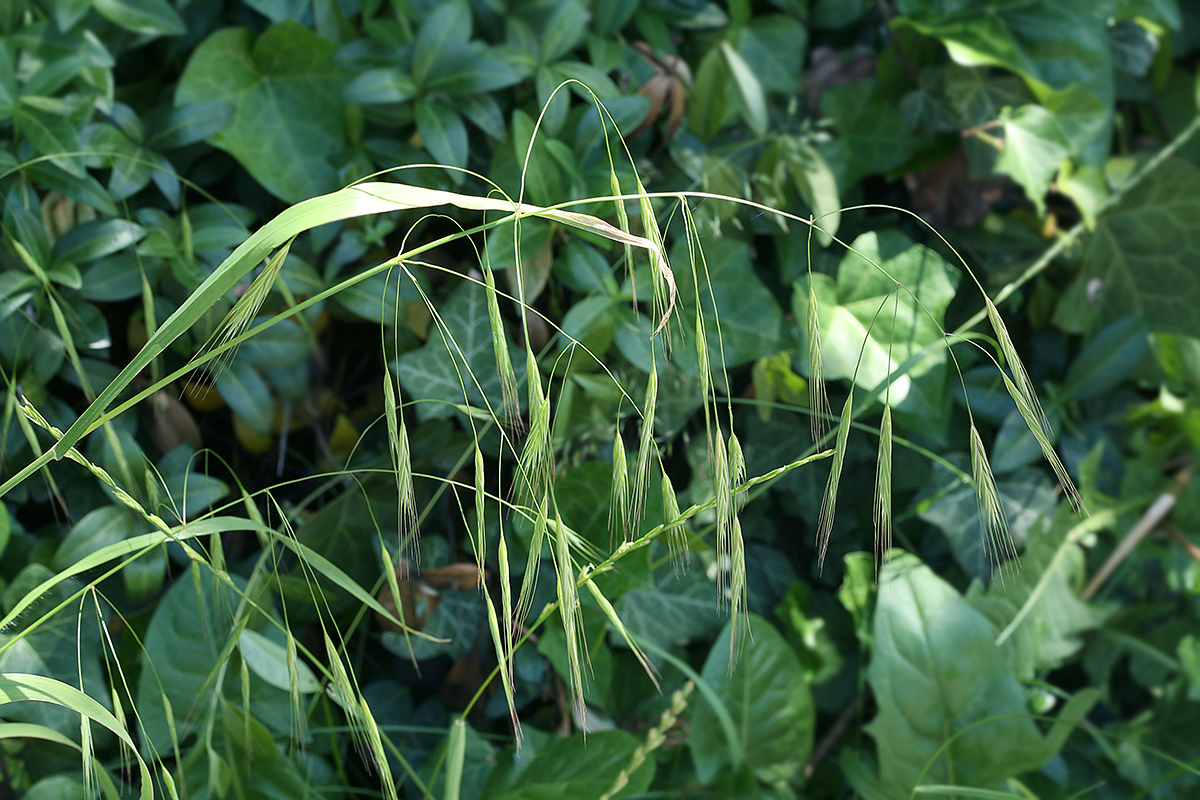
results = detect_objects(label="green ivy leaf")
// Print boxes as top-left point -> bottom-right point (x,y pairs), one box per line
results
820,80 -> 923,189
671,237 -> 783,369
793,229 -> 959,433
1084,156 -> 1200,337
996,104 -> 1070,215
175,23 -> 345,203
689,614 -> 815,784
394,281 -> 523,421
897,1 -> 1112,161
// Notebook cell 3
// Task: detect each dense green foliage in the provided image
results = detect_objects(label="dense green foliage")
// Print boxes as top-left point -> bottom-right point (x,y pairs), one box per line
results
3,1 -> 1200,799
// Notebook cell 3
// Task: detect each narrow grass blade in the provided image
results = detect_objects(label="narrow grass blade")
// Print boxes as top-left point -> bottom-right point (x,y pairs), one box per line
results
816,391 -> 854,569
35,181 -> 668,478
473,445 -> 487,573
0,674 -> 154,800
444,719 -> 467,800
874,405 -> 893,574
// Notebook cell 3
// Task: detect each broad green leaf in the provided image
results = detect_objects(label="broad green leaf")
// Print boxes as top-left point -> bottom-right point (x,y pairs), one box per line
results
485,730 -> 654,800
80,254 -> 159,302
0,566 -> 110,736
416,99 -> 468,172
720,42 -> 767,136
215,358 -> 273,437
996,104 -> 1070,215
861,553 -> 1051,795
896,1 -> 1112,161
793,230 -> 958,430
1061,317 -> 1151,401
21,161 -> 118,216
92,0 -> 183,36
1084,156 -> 1200,337
689,614 -> 815,784
54,219 -> 146,264
689,47 -> 729,142
238,628 -> 320,693
0,42 -> 15,118
344,68 -> 417,104
425,54 -> 525,95
145,101 -> 234,149
239,318 -> 310,367
244,0 -> 309,24
919,464 -> 1057,579
736,15 -> 807,94
332,266 -> 408,325
135,568 -> 244,757
819,81 -> 923,189
15,101 -> 84,177
412,0 -> 470,87
592,0 -> 638,35
54,505 -> 145,568
616,564 -> 724,662
787,137 -> 840,245
967,510 -> 1105,681
394,280 -> 523,421
540,0 -> 588,63
52,0 -> 93,31
671,237 -> 783,368
175,23 -> 345,203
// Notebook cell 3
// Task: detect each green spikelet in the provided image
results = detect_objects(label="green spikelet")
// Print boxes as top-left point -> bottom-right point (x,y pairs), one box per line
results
970,423 -> 1017,578
484,265 -> 522,429
553,509 -> 586,724
610,435 -> 630,540
661,471 -> 686,570
873,405 -> 893,574
816,391 -> 854,569
986,297 -> 1085,513
516,492 -> 549,625
520,351 -> 552,502
629,367 -> 658,532
808,284 -> 831,442
713,431 -> 731,598
383,373 -> 419,564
